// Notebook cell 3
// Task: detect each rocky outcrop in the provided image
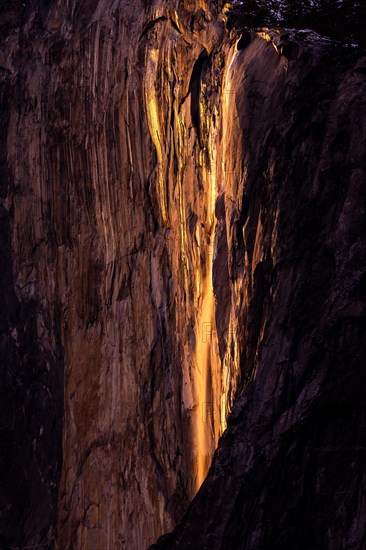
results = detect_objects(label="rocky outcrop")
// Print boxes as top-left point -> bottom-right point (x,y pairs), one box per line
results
1,1 -> 365,549
153,27 -> 366,550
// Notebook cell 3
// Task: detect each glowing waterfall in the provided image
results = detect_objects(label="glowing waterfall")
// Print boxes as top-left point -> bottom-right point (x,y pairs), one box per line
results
194,107 -> 222,490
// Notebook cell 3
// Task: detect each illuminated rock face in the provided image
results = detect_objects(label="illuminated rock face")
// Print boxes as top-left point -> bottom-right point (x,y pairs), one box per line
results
1,1 -> 366,549
154,25 -> 366,550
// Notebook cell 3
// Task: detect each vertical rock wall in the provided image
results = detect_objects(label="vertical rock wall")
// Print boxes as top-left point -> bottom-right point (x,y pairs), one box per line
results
154,27 -> 366,550
48,2 -> 231,547
1,4 -> 64,547
2,1 -> 237,548
1,1 -> 365,549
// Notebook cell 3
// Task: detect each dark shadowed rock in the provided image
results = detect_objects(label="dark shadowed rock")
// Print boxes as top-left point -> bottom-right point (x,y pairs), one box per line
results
153,25 -> 366,550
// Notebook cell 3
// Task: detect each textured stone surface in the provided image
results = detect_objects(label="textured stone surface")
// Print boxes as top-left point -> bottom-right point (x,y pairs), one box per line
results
0,3 -> 64,548
1,1 -> 229,547
153,28 -> 366,550
1,1 -> 365,549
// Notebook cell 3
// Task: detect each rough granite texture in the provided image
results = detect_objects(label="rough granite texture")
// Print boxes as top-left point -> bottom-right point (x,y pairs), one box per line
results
154,32 -> 366,550
0,1 -> 365,549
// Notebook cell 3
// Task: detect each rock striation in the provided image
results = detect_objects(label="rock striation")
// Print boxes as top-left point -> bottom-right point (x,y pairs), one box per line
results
0,1 -> 365,549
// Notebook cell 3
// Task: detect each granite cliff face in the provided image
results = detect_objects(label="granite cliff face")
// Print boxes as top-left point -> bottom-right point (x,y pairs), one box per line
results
0,1 -> 365,549
153,28 -> 366,550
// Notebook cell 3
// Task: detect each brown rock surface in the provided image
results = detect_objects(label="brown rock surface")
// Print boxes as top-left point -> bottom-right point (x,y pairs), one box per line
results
153,24 -> 366,550
1,1 -> 365,549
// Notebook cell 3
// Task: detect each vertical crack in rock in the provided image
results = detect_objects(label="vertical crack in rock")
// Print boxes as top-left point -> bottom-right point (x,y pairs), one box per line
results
144,34 -> 170,228
188,48 -> 209,145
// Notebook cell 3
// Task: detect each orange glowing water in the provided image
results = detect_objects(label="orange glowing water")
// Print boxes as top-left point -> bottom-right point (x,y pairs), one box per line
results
194,41 -> 241,489
194,157 -> 221,490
